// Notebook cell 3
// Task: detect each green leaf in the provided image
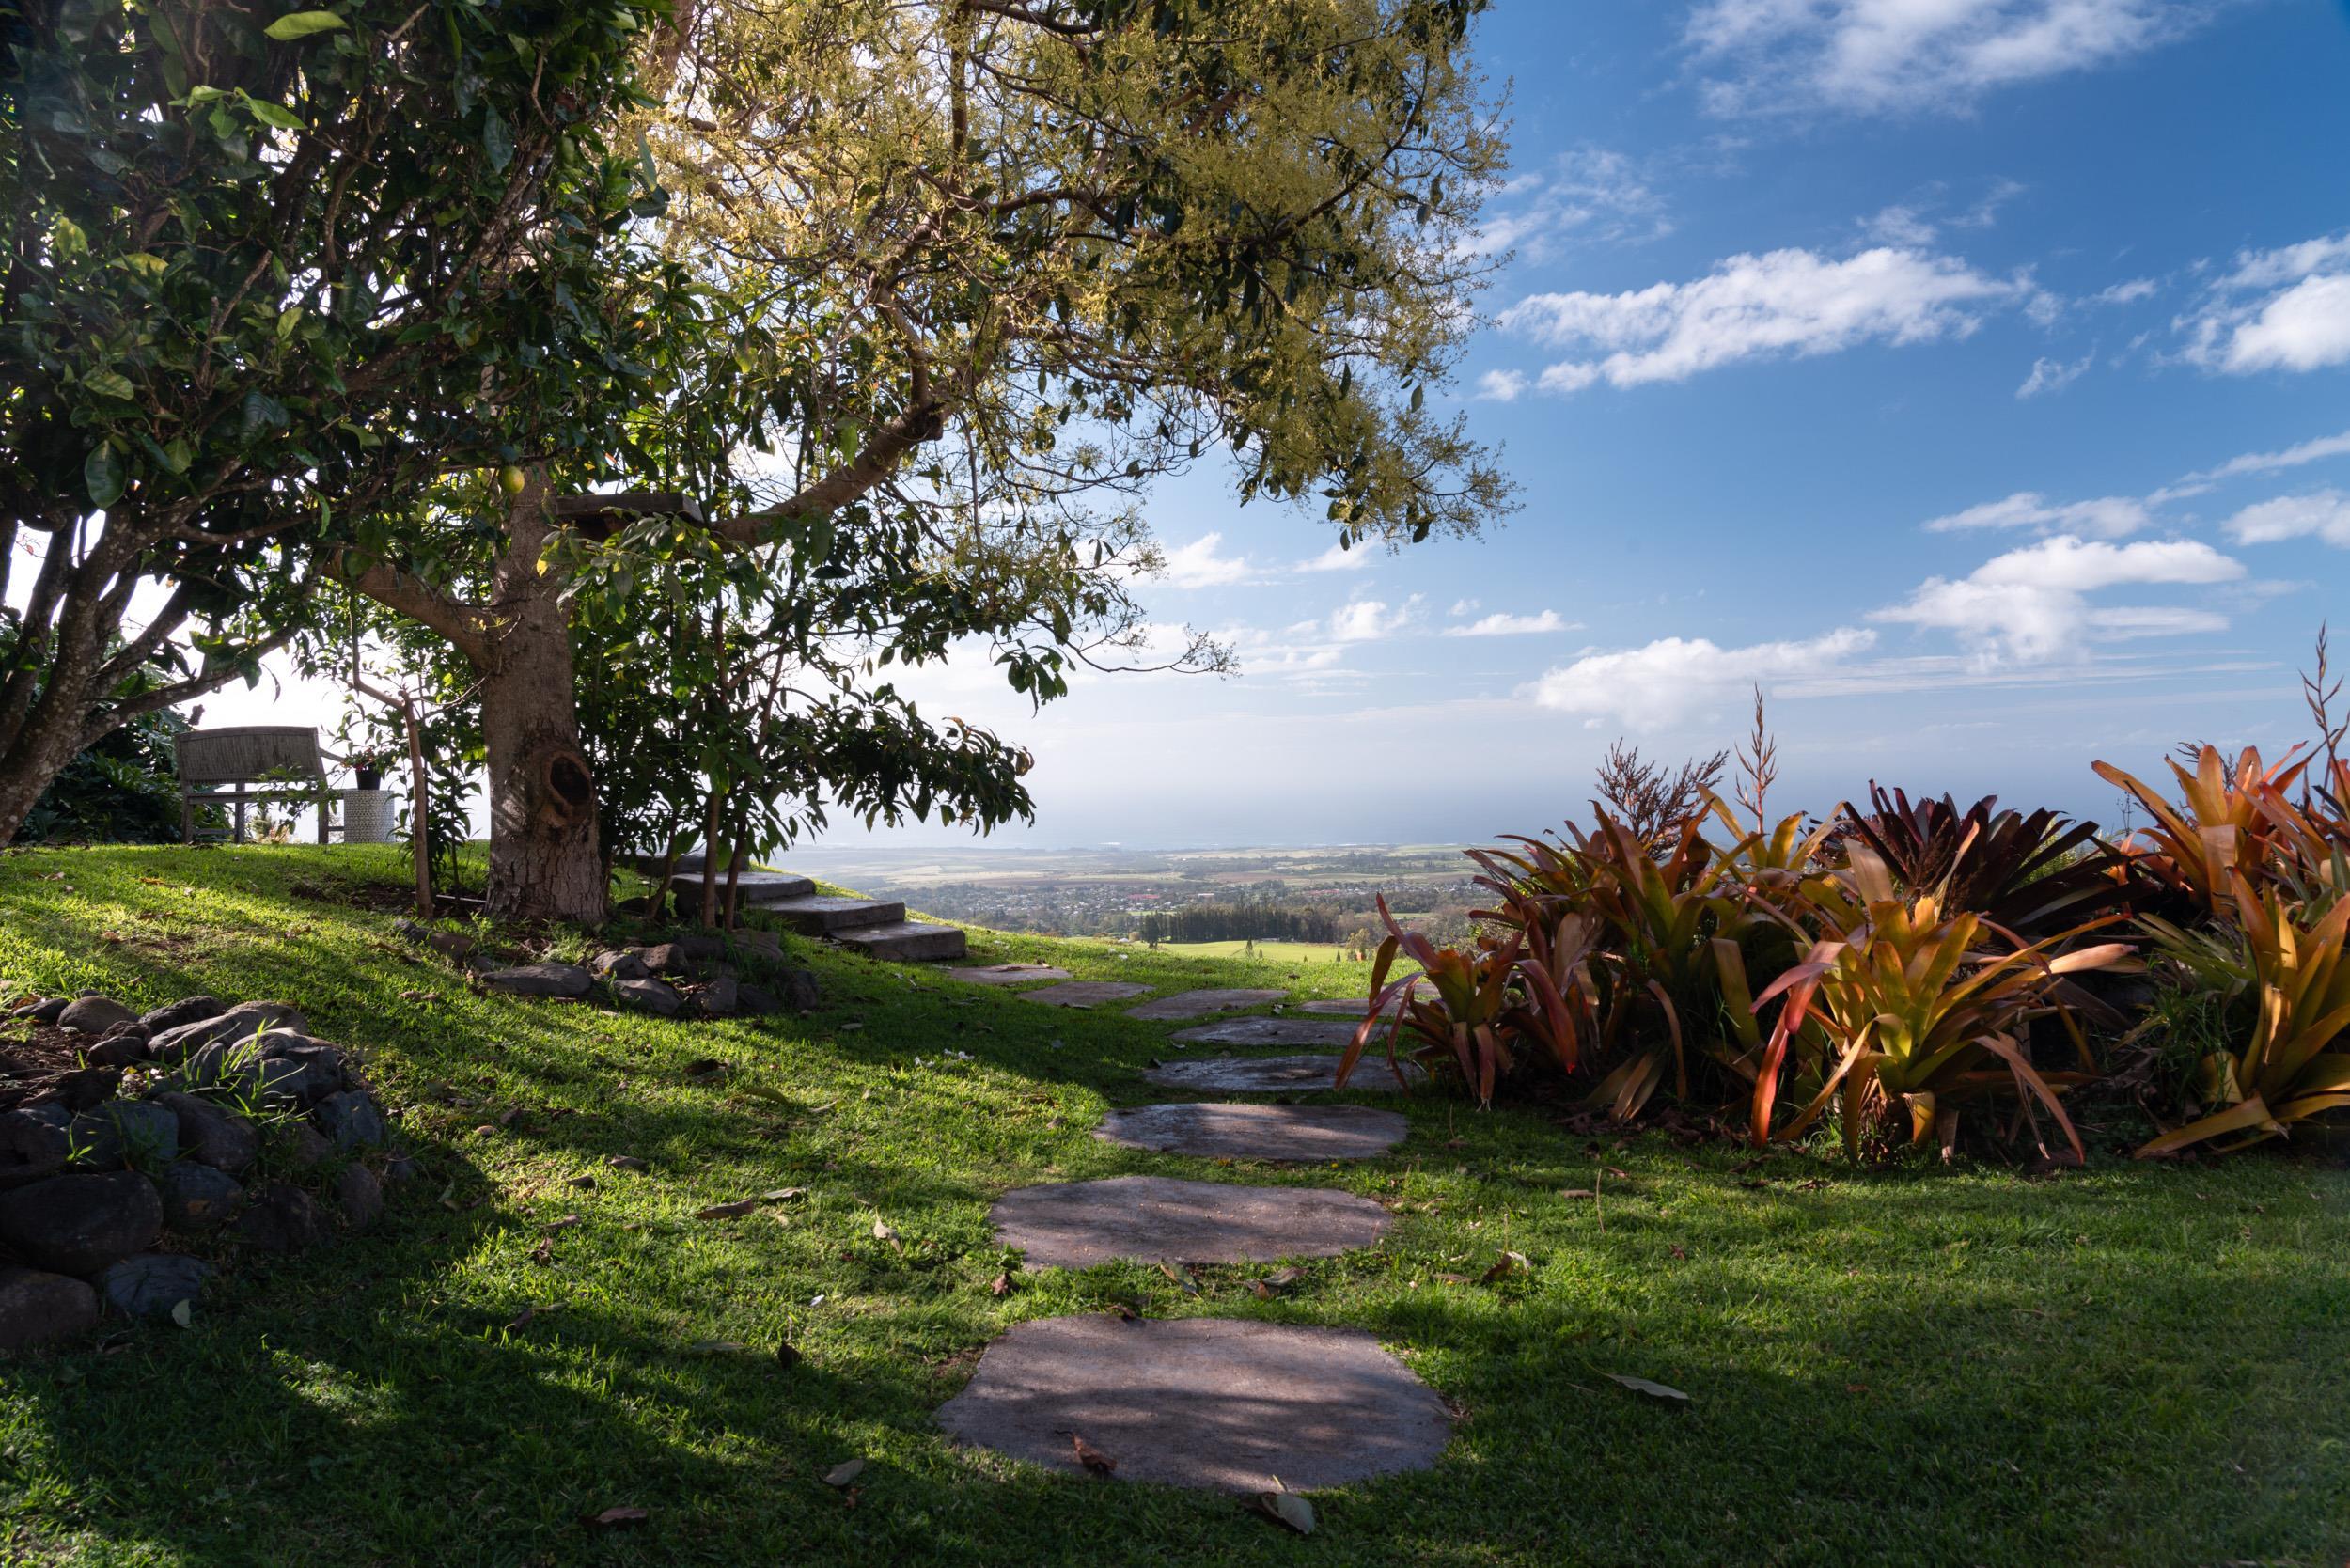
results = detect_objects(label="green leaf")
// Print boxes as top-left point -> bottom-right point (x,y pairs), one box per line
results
244,97 -> 305,132
481,104 -> 512,173
84,446 -> 125,509
83,369 -> 136,400
263,11 -> 346,40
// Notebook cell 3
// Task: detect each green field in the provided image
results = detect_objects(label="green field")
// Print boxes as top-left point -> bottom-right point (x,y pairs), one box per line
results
2,844 -> 2346,1567
1155,938 -> 1378,965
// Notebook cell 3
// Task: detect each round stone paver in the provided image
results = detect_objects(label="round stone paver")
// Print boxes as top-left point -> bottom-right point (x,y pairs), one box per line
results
1123,988 -> 1289,1021
948,964 -> 1074,986
1142,1054 -> 1426,1093
936,1315 -> 1450,1492
1168,1015 -> 1361,1048
992,1175 -> 1390,1269
1017,981 -> 1153,1009
1096,1103 -> 1407,1161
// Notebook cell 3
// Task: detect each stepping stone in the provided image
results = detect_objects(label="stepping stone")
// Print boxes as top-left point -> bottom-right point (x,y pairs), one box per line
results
1143,1055 -> 1425,1093
1123,988 -> 1288,1021
1169,1015 -> 1360,1047
668,870 -> 819,907
936,1315 -> 1451,1492
1298,991 -> 1421,1017
1017,981 -> 1152,1009
992,1175 -> 1388,1269
948,964 -> 1073,986
761,894 -> 908,934
835,920 -> 965,962
1096,1103 -> 1407,1161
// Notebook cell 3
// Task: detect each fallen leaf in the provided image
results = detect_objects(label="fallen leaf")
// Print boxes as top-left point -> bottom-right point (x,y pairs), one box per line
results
1606,1372 -> 1691,1402
989,1272 -> 1013,1297
542,1214 -> 583,1233
566,1175 -> 598,1191
760,1187 -> 807,1202
1249,1491 -> 1316,1534
1559,1187 -> 1597,1199
1481,1249 -> 1530,1284
871,1217 -> 900,1244
697,1200 -> 759,1220
822,1459 -> 866,1488
776,1342 -> 803,1370
1158,1260 -> 1199,1295
582,1506 -> 648,1530
605,1154 -> 648,1171
169,1299 -> 192,1328
1072,1435 -> 1119,1476
685,1340 -> 748,1355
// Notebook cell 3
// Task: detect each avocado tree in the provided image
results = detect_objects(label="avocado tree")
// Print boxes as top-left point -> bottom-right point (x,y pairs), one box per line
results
0,0 -> 672,842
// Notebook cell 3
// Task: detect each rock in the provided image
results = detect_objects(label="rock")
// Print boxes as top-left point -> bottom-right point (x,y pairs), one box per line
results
589,949 -> 650,981
68,1100 -> 180,1170
138,996 -> 224,1034
479,963 -> 591,999
251,1034 -> 351,1106
674,933 -> 727,962
93,1253 -> 214,1319
57,996 -> 136,1035
0,1170 -> 164,1275
774,968 -> 822,1011
149,1002 -> 307,1067
277,1122 -> 334,1168
154,1092 -> 259,1174
735,982 -> 779,1016
614,978 -> 682,1017
948,964 -> 1073,987
86,1032 -> 150,1067
989,1176 -> 1391,1270
0,1108 -> 70,1188
1123,988 -> 1290,1021
173,1041 -> 260,1099
0,1267 -> 100,1351
396,919 -> 478,962
312,1090 -> 386,1151
1016,981 -> 1153,1010
158,1161 -> 243,1229
28,997 -> 70,1026
234,1184 -> 333,1253
335,1164 -> 384,1231
637,943 -> 697,979
55,1066 -> 122,1113
731,929 -> 784,961
1093,1103 -> 1410,1161
694,975 -> 740,1017
380,1152 -> 421,1185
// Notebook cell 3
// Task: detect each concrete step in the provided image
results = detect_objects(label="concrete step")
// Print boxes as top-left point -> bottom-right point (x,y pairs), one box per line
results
761,894 -> 907,934
668,870 -> 818,906
834,921 -> 967,962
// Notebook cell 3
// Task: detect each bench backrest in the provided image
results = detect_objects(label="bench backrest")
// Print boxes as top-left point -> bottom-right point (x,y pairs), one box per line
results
175,727 -> 326,786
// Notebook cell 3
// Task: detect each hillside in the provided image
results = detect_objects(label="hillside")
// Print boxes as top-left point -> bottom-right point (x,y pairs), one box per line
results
1,845 -> 2346,1567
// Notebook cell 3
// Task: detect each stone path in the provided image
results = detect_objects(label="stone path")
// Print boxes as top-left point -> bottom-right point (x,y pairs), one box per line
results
948,964 -> 1073,986
1095,1103 -> 1406,1161
935,974 -> 1449,1495
991,1175 -> 1390,1268
1143,1054 -> 1425,1093
935,1316 -> 1450,1492
1123,988 -> 1288,1021
1017,981 -> 1152,1009
1168,1015 -> 1361,1047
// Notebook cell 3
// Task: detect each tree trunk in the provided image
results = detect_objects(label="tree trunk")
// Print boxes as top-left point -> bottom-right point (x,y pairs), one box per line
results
479,475 -> 607,924
0,682 -> 96,844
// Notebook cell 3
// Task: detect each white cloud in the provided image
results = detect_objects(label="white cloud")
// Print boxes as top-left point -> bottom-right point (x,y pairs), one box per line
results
1528,629 -> 1877,728
1295,541 -> 1372,573
1449,598 -> 1480,616
1443,609 -> 1576,638
2223,490 -> 2350,548
1473,368 -> 1530,401
1324,595 -> 1422,643
2179,231 -> 2350,375
1686,0 -> 2229,117
2091,277 -> 2158,306
1920,491 -> 2148,537
1472,149 -> 1670,262
1496,245 -> 2020,393
1865,204 -> 1939,247
1872,534 -> 2243,662
2189,427 -> 2350,484
1158,532 -> 1255,588
2016,349 -> 2095,398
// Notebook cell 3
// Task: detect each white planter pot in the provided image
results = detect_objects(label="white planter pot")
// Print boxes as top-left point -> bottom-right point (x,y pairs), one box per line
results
344,789 -> 397,844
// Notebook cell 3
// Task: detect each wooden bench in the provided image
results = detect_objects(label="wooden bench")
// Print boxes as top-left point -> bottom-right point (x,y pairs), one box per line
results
175,727 -> 339,845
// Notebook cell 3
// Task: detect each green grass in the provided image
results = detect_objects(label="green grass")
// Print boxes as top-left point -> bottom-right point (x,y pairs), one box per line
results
1,844 -> 2346,1567
1154,938 -> 1377,965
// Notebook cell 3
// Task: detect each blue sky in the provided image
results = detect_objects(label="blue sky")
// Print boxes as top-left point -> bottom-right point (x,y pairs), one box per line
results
837,0 -> 2350,849
188,1 -> 2350,849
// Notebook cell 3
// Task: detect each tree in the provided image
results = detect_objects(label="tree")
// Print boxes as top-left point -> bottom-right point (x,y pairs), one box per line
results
0,0 -> 672,842
327,0 -> 1513,923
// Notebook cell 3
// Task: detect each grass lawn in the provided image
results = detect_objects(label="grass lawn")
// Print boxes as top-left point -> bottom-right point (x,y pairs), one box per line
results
2,844 -> 2346,1567
1155,939 -> 1378,965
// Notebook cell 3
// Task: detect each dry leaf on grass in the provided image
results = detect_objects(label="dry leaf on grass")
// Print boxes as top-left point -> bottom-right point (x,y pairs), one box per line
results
871,1217 -> 900,1244
1072,1435 -> 1119,1476
582,1506 -> 649,1529
822,1459 -> 866,1487
604,1154 -> 648,1171
1248,1491 -> 1316,1534
1605,1372 -> 1691,1402
1480,1250 -> 1530,1283
989,1272 -> 1013,1297
696,1200 -> 759,1220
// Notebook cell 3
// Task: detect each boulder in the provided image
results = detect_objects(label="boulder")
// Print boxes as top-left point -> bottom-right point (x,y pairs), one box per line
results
0,1170 -> 164,1275
589,949 -> 650,981
0,1267 -> 100,1351
335,1164 -> 384,1231
694,975 -> 741,1018
149,1002 -> 307,1067
158,1161 -> 243,1229
57,996 -> 136,1035
381,1152 -> 422,1186
614,978 -> 682,1017
736,982 -> 779,1016
774,968 -> 822,1011
395,918 -> 478,963
234,1184 -> 333,1254
68,1100 -> 180,1170
138,996 -> 224,1035
55,1066 -> 122,1113
250,1035 -> 351,1106
154,1092 -> 259,1174
28,997 -> 70,1025
276,1122 -> 334,1168
86,1031 -> 150,1068
674,933 -> 727,962
93,1253 -> 214,1319
173,1040 -> 261,1099
479,963 -> 591,999
312,1090 -> 386,1151
637,942 -> 697,979
0,1107 -> 70,1188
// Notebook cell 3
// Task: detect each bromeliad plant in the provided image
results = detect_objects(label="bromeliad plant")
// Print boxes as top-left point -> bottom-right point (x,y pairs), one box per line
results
1748,849 -> 2129,1162
2094,745 -> 2315,917
2135,873 -> 2350,1157
1836,785 -> 2138,943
